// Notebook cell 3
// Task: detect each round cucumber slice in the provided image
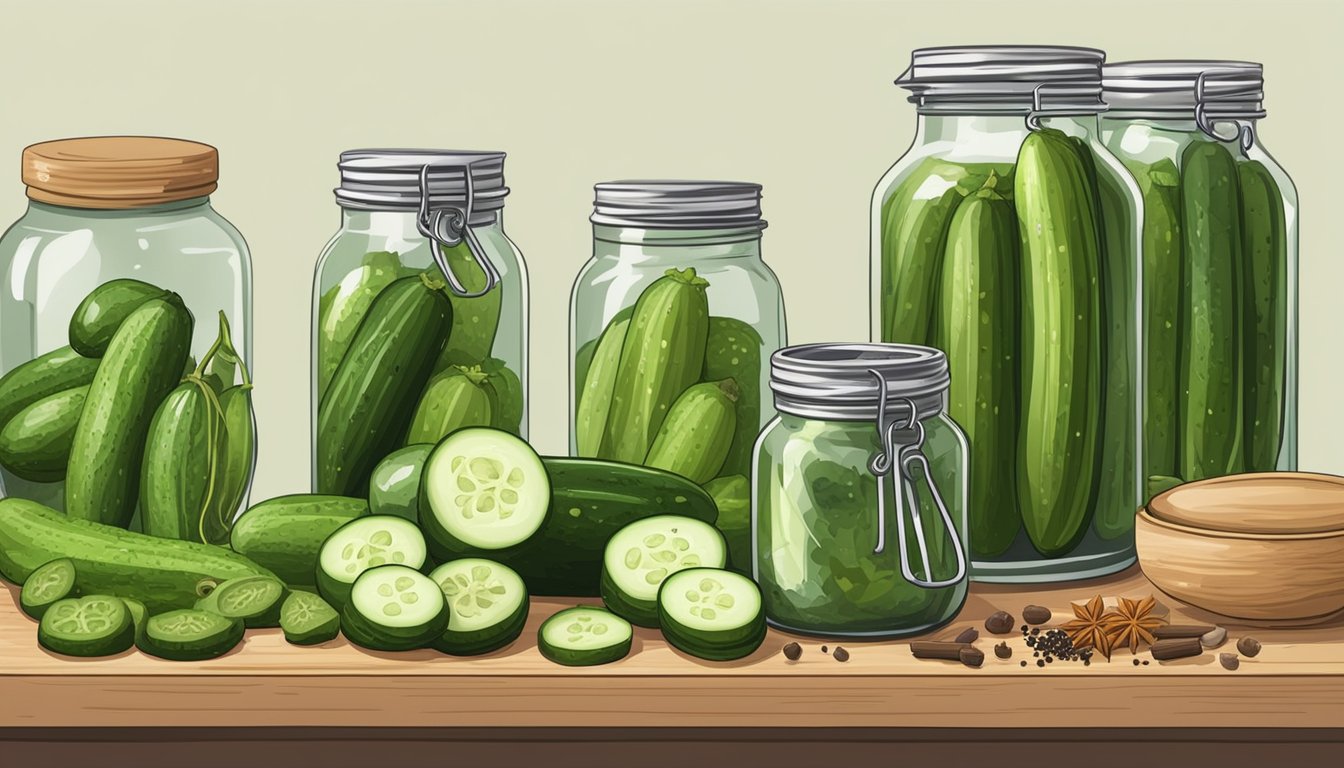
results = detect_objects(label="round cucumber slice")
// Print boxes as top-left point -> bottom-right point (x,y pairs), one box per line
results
38,595 -> 135,657
430,558 -> 529,655
317,515 -> 427,608
280,590 -> 341,646
341,564 -> 449,651
139,609 -> 245,661
538,606 -> 632,667
21,558 -> 78,619
658,568 -> 766,661
419,427 -> 549,553
600,515 -> 727,627
195,575 -> 288,628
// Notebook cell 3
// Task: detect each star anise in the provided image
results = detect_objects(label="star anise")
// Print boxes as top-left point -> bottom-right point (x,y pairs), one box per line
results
1103,595 -> 1167,654
1060,594 -> 1113,660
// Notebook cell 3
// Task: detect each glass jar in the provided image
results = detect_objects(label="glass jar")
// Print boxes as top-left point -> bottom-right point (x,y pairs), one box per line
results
570,180 -> 785,480
0,136 -> 252,518
754,343 -> 968,638
312,149 -> 528,496
871,46 -> 1143,582
1102,61 -> 1297,483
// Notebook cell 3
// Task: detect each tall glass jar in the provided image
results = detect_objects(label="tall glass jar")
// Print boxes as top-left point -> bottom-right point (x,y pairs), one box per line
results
754,343 -> 969,638
1102,61 -> 1297,484
871,47 -> 1143,582
312,150 -> 527,497
570,181 -> 786,569
0,136 -> 252,523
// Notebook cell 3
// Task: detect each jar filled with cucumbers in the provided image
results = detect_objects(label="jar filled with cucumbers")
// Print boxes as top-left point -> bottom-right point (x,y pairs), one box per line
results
570,181 -> 786,570
755,343 -> 969,638
313,149 -> 528,497
1102,61 -> 1297,487
0,137 -> 256,541
872,46 -> 1143,582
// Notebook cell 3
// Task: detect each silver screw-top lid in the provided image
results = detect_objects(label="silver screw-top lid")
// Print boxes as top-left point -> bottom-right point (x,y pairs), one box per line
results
335,149 -> 509,219
770,343 -> 949,421
591,180 -> 766,230
1102,60 -> 1266,120
897,45 -> 1107,116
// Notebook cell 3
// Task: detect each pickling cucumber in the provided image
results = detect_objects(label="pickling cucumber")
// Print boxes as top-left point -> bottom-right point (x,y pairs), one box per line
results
430,558 -> 529,655
575,317 -> 630,458
1238,159 -> 1288,472
202,313 -> 257,532
20,558 -> 78,619
38,595 -> 136,657
538,606 -> 632,666
704,474 -> 750,574
644,379 -> 738,484
702,317 -> 764,478
141,378 -> 225,543
600,515 -> 727,627
406,365 -> 494,445
316,514 -> 428,607
138,608 -> 245,661
195,575 -> 288,628
657,568 -> 766,661
317,250 -> 403,399
369,444 -> 433,521
0,346 -> 100,428
433,241 -> 503,370
340,564 -> 450,652
280,590 -> 341,646
0,385 -> 87,482
68,278 -> 169,358
480,358 -> 524,436
229,494 -> 370,589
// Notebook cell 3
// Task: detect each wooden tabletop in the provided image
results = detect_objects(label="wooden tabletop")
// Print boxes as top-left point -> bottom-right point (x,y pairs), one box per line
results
2,566 -> 1343,730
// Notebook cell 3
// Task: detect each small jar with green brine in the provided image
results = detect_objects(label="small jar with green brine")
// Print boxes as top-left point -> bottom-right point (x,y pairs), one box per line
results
312,150 -> 528,497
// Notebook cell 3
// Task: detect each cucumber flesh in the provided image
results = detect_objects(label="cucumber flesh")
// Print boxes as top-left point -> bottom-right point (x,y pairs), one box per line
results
20,558 -> 78,619
600,515 -> 727,627
280,590 -> 341,645
139,608 -> 245,661
341,564 -> 449,651
430,558 -> 529,655
195,575 -> 287,628
38,595 -> 136,657
316,515 -> 427,608
538,606 -> 632,666
657,568 -> 765,661
419,427 -> 549,552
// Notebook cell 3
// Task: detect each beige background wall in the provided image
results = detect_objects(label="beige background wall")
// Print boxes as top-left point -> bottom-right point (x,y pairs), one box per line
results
1,0 -> 1339,501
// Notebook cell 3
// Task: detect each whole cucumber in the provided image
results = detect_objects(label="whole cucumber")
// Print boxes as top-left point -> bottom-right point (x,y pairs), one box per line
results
1238,160 -> 1288,472
141,379 -> 224,542
68,278 -> 169,358
406,366 -> 494,445
704,474 -> 750,574
0,346 -> 100,428
575,317 -> 629,457
368,443 -> 434,521
481,358 -> 524,436
229,494 -> 370,589
66,296 -> 194,528
644,378 -> 738,484
204,384 -> 257,533
317,251 -> 403,400
0,385 -> 89,482
433,241 -> 503,369
701,317 -> 765,479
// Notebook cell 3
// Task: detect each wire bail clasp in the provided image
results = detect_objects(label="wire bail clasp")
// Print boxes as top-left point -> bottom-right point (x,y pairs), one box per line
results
1025,83 -> 1086,131
1194,69 -> 1257,153
416,161 -> 501,298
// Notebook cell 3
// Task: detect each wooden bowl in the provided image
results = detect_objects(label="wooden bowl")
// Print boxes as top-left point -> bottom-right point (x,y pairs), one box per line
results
1136,472 -> 1344,625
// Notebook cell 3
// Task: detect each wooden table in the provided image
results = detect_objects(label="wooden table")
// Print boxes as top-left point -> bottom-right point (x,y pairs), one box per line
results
3,566 -> 1342,765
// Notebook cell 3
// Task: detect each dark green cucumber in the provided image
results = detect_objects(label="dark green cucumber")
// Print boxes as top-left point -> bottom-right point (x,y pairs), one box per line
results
316,273 -> 453,496
195,574 -> 287,628
538,606 -> 632,666
141,378 -> 226,543
229,494 -> 370,589
1179,140 -> 1245,481
430,558 -> 529,655
701,317 -> 764,478
704,475 -> 750,574
0,497 -> 276,613
0,346 -> 100,428
317,250 -> 403,399
601,269 -> 710,463
644,378 -> 738,484
0,385 -> 87,482
138,608 -> 244,661
481,358 -> 524,436
406,365 -> 494,445
575,317 -> 629,457
1013,128 -> 1103,556
934,180 -> 1020,558
66,295 -> 194,528
433,241 -> 503,369
38,595 -> 136,657
20,558 -> 78,619
280,590 -> 340,645
68,278 -> 169,357
657,568 -> 766,661
368,444 -> 433,521
1238,160 -> 1288,472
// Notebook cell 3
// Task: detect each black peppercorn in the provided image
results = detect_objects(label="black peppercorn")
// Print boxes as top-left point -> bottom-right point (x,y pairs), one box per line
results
782,642 -> 802,661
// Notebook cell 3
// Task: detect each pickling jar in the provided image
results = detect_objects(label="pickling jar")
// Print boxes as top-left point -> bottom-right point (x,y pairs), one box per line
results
871,46 -> 1143,582
1102,61 -> 1298,484
754,343 -> 969,638
312,149 -> 528,496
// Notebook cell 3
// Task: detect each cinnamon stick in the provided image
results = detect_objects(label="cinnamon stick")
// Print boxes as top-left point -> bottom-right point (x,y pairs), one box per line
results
911,641 -> 973,661
1151,637 -> 1203,660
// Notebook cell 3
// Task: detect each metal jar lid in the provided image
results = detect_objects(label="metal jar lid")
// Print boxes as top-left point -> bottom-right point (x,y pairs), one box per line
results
770,343 -> 949,422
1102,60 -> 1265,121
335,149 -> 509,224
591,180 -> 766,230
897,45 -> 1107,116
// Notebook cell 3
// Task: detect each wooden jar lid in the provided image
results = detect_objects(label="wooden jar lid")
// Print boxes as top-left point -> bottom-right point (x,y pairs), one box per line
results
22,136 -> 219,209
1147,472 -> 1344,535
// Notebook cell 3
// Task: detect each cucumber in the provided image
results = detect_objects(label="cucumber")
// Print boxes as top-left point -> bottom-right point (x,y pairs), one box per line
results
121,597 -> 149,645
1238,160 -> 1288,472
195,575 -> 287,628
138,608 -> 244,661
316,273 -> 453,496
482,360 -> 524,435
66,295 -> 194,528
704,475 -> 750,574
317,250 -> 403,399
369,444 -> 433,521
575,317 -> 629,458
702,317 -> 764,478
406,366 -> 494,445
1013,128 -> 1103,556
20,558 -> 78,619
644,378 -> 738,484
657,568 -> 765,661
430,558 -> 529,655
433,241 -> 503,369
280,590 -> 340,646
538,606 -> 632,666
1179,140 -> 1245,481
141,378 -> 225,543
316,514 -> 427,608
340,564 -> 450,651
574,306 -> 635,398
68,278 -> 170,357
1147,474 -> 1185,499
38,595 -> 136,657
0,346 -> 100,428
933,180 -> 1020,558
0,385 -> 88,482
229,495 -> 369,589
419,427 -> 549,556
202,312 -> 256,530
601,268 -> 710,463
600,514 -> 727,627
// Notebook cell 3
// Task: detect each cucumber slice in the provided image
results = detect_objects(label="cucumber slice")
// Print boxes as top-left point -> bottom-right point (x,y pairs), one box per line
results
316,515 -> 428,608
138,608 -> 245,661
657,568 -> 766,661
280,590 -> 340,646
600,515 -> 727,627
419,427 -> 549,554
341,564 -> 449,651
21,558 -> 78,619
121,597 -> 149,645
195,575 -> 288,628
538,606 -> 632,666
430,558 -> 529,655
37,595 -> 135,657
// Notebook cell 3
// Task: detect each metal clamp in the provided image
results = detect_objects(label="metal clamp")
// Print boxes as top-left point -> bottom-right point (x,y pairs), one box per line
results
1194,70 -> 1258,153
1025,83 -> 1085,131
416,161 -> 501,298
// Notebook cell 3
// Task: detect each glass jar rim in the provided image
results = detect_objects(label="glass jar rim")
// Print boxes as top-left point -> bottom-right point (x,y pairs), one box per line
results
591,180 -> 766,230
770,343 -> 948,421
1102,60 -> 1265,120
334,149 -> 509,217
897,45 -> 1106,116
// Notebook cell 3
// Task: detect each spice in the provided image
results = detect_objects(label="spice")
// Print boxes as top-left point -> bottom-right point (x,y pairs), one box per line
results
1020,660 -> 1028,667
782,642 -> 802,661
1200,626 -> 1228,649
833,646 -> 850,663
1220,653 -> 1240,671
984,611 -> 1015,635
821,645 -> 829,654
994,642 -> 1012,659
1022,605 -> 1052,625
1150,637 -> 1202,660
1022,625 -> 1093,665
953,627 -> 979,644
1153,624 -> 1215,639
1237,636 -> 1262,658
1103,595 -> 1167,654
959,647 -> 985,668
910,641 -> 973,661
1061,594 -> 1113,659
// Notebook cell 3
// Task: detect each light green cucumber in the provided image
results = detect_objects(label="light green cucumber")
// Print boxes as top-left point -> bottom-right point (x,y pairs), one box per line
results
644,378 -> 738,484
138,608 -> 244,661
368,444 -> 433,521
340,564 -> 449,652
280,590 -> 340,645
704,475 -> 750,574
315,515 -> 428,608
599,514 -> 727,627
481,358 -> 524,436
0,346 -> 100,428
0,385 -> 88,482
433,241 -> 503,369
575,317 -> 629,458
141,378 -> 226,543
430,558 -> 529,656
538,606 -> 632,666
229,494 -> 371,589
1238,160 -> 1288,472
39,595 -> 136,657
657,567 -> 765,661
406,365 -> 494,445
20,558 -> 78,619
317,250 -> 403,399
68,278 -> 169,357
701,317 -> 764,479
195,574 -> 287,628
